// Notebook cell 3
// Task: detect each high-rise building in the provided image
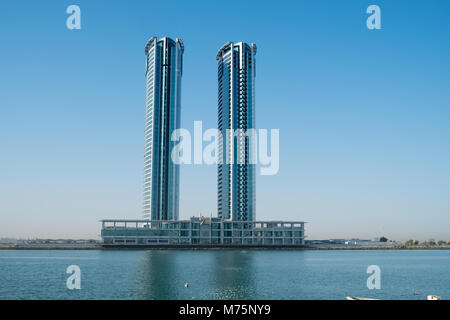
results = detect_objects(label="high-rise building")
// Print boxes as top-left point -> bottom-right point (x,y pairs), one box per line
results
143,37 -> 183,220
216,41 -> 257,221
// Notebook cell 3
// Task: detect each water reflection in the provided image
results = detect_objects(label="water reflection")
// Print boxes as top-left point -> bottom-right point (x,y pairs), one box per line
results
130,250 -> 257,299
210,250 -> 256,299
132,250 -> 177,299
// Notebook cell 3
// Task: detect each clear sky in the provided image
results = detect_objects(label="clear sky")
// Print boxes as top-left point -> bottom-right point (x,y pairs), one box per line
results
1,0 -> 449,241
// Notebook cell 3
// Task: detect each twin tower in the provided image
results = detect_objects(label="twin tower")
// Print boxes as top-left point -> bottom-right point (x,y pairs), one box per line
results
142,37 -> 256,222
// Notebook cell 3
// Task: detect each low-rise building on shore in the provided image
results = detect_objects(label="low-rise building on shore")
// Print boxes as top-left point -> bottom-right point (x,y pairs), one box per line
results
101,217 -> 305,248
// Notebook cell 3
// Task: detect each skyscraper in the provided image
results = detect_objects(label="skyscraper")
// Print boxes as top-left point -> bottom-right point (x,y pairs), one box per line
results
216,41 -> 257,221
143,37 -> 183,220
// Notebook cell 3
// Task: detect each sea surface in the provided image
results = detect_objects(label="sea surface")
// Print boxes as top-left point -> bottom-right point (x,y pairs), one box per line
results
0,249 -> 448,300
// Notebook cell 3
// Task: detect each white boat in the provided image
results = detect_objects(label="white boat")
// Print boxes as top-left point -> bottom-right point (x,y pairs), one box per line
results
346,295 -> 442,300
346,296 -> 379,300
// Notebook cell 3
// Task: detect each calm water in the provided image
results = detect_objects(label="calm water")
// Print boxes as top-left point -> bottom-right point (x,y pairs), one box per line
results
0,249 -> 449,300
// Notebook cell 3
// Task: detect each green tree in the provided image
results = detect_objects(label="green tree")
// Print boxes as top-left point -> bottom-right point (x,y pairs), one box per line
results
405,240 -> 414,246
414,240 -> 419,245
379,237 -> 388,243
438,240 -> 446,246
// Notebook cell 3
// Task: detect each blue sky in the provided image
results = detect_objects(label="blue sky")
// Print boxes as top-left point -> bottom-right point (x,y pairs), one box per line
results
1,0 -> 449,240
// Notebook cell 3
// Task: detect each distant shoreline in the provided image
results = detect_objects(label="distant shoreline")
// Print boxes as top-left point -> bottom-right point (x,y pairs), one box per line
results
1,245 -> 450,251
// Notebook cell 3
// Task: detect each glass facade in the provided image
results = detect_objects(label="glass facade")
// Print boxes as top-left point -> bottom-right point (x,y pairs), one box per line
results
143,37 -> 183,220
101,218 -> 305,247
216,42 -> 257,221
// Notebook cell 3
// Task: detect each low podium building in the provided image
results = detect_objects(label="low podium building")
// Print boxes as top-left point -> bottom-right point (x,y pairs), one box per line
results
101,217 -> 305,248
